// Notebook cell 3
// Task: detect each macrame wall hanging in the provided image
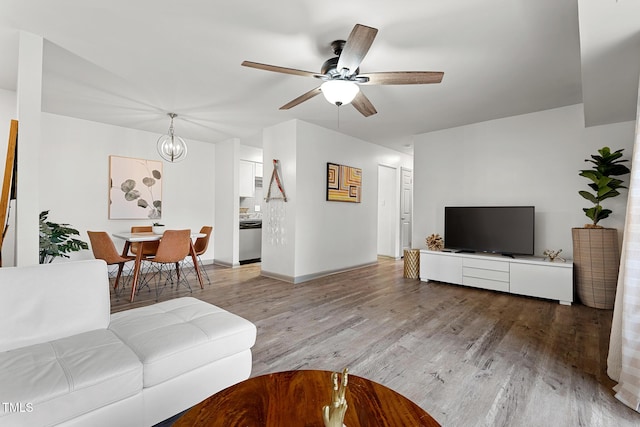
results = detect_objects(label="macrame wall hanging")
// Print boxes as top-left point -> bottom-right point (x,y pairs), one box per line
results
265,159 -> 287,246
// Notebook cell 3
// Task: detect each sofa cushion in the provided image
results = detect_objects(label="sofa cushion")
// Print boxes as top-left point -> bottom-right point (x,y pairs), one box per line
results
0,260 -> 111,352
0,328 -> 142,426
108,297 -> 257,387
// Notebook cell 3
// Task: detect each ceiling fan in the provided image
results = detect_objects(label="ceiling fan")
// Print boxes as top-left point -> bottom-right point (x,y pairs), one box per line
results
241,24 -> 444,117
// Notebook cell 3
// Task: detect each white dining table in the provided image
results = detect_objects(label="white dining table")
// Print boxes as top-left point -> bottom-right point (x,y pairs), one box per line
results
112,231 -> 206,302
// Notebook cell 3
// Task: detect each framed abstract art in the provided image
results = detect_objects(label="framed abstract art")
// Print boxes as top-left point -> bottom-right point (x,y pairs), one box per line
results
326,162 -> 362,203
109,156 -> 163,219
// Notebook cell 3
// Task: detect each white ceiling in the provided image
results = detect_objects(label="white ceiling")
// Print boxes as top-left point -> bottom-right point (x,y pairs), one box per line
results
0,0 -> 638,154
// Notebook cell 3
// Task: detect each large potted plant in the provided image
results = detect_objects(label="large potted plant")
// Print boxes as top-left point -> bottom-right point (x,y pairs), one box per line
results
572,147 -> 630,309
39,210 -> 88,264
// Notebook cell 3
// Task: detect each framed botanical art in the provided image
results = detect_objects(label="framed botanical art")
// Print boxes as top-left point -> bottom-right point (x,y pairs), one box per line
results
109,156 -> 162,219
326,162 -> 362,203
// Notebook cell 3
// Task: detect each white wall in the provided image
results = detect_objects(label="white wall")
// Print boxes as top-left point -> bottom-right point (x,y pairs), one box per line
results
262,120 -> 297,279
0,88 -> 17,266
0,89 -> 17,159
262,119 -> 412,282
241,131 -> 262,150
413,104 -> 636,259
0,89 -> 16,121
32,113 -> 216,262
378,164 -> 397,257
213,138 -> 240,266
295,121 -> 377,277
15,32 -> 43,265
239,143 -> 262,162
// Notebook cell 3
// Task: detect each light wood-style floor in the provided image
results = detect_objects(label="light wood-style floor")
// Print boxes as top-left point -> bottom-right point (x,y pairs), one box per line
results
111,258 -> 640,427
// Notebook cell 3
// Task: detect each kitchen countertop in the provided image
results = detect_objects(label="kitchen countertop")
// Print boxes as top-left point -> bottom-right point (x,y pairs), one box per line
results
240,217 -> 262,222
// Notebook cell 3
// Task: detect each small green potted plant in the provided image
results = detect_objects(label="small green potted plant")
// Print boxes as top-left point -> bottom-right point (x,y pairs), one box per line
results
39,210 -> 88,264
152,222 -> 165,234
572,146 -> 630,309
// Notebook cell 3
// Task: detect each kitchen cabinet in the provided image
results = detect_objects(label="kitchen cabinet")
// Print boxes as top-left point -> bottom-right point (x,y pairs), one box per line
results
239,160 -> 255,197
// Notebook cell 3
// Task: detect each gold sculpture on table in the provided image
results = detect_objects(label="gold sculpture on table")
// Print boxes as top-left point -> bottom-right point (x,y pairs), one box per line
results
426,234 -> 444,251
323,368 -> 349,427
543,249 -> 565,262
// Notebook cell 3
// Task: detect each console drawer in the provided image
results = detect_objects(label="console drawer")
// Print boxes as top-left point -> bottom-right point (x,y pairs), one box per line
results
462,258 -> 510,293
463,267 -> 509,282
463,257 -> 509,272
463,275 -> 510,292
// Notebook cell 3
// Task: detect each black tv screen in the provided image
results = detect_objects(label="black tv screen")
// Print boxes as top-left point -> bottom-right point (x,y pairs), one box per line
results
444,206 -> 535,256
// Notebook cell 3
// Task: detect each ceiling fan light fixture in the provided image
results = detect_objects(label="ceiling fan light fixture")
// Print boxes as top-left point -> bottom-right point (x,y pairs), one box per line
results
320,80 -> 359,106
157,113 -> 187,162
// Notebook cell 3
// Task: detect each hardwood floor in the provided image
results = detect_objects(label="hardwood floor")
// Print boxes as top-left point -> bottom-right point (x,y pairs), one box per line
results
111,258 -> 640,427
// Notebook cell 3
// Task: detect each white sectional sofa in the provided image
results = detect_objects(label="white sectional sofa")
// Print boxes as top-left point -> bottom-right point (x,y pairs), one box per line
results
0,260 -> 257,426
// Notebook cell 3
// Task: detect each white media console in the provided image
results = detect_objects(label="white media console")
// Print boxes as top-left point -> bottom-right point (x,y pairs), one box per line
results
419,250 -> 573,305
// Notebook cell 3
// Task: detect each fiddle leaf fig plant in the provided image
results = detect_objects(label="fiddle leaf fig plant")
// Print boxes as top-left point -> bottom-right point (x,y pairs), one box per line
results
579,146 -> 630,227
39,210 -> 88,264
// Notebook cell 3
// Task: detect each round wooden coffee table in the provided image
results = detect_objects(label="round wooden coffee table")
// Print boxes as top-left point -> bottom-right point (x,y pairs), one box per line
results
174,370 -> 441,426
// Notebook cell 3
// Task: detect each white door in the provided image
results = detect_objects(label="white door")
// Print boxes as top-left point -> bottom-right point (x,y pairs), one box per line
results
377,165 -> 397,257
400,168 -> 412,253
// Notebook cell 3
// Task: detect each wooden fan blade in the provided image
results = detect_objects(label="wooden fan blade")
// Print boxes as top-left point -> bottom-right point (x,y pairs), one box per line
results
351,91 -> 377,117
336,24 -> 378,76
280,87 -> 322,110
241,61 -> 321,78
358,71 -> 444,85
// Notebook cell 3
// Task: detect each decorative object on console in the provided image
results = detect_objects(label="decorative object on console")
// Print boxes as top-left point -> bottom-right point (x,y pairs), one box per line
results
327,162 -> 361,203
152,223 -> 165,234
573,147 -> 630,309
543,249 -> 565,263
426,233 -> 444,251
109,155 -> 163,220
323,367 -> 349,427
39,210 -> 88,264
157,113 -> 187,162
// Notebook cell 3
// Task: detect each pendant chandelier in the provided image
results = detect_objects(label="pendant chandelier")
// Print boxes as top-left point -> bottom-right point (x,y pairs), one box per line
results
157,113 -> 187,162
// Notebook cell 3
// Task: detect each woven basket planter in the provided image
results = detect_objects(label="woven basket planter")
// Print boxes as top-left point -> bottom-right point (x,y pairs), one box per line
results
403,249 -> 420,279
572,227 -> 620,309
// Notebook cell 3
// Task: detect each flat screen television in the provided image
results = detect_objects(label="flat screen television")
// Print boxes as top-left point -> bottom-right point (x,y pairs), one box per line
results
444,206 -> 535,256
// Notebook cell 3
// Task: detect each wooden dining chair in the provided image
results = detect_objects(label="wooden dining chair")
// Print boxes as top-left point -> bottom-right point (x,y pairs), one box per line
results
146,229 -> 192,299
130,225 -> 159,257
184,226 -> 212,285
87,231 -> 135,295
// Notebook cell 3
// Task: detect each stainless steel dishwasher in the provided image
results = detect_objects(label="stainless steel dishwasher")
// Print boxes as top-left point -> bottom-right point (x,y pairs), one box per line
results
239,219 -> 261,264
